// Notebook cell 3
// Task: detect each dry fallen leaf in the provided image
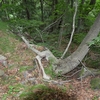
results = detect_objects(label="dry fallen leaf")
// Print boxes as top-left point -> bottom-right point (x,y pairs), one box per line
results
15,76 -> 21,81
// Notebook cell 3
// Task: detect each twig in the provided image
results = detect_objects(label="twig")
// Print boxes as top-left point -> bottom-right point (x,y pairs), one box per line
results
35,59 -> 41,78
43,79 -> 71,85
78,60 -> 95,77
80,74 -> 83,88
61,1 -> 78,59
42,14 -> 64,32
62,69 -> 81,78
80,66 -> 83,88
35,28 -> 44,43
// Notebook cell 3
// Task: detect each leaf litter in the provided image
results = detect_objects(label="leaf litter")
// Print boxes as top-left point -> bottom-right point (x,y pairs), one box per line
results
0,31 -> 100,100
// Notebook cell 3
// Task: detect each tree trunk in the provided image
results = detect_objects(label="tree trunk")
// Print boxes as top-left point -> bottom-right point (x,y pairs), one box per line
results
54,12 -> 100,74
23,0 -> 31,20
40,0 -> 44,21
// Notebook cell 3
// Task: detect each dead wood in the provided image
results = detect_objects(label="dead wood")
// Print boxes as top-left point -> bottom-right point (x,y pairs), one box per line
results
55,12 -> 100,74
19,12 -> 100,76
20,35 -> 58,79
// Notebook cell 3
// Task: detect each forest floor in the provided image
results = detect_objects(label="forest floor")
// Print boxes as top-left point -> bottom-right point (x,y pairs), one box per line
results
0,30 -> 100,100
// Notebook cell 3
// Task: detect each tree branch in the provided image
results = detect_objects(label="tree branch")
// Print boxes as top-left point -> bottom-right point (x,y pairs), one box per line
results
61,1 -> 78,59
42,14 -> 64,32
36,55 -> 50,79
20,34 -> 58,79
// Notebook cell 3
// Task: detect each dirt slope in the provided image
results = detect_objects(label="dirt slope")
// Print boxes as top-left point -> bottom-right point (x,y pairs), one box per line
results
0,30 -> 100,100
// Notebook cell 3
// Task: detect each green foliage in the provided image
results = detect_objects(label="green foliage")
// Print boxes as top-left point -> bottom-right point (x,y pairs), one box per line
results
92,0 -> 100,16
2,84 -> 25,100
8,19 -> 44,34
89,34 -> 100,47
37,33 -> 62,57
20,84 -> 74,100
0,20 -> 8,32
44,59 -> 57,79
73,33 -> 87,44
0,34 -> 15,53
85,14 -> 95,28
87,60 -> 100,69
92,96 -> 99,100
37,42 -> 62,57
90,78 -> 100,89
53,0 -> 66,15
20,84 -> 48,98
19,66 -> 33,72
52,49 -> 62,57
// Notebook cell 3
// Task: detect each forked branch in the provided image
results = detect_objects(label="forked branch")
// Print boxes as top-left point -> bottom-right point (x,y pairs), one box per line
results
20,35 -> 58,80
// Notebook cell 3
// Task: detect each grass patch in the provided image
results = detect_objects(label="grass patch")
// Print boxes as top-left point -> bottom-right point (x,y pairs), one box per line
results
19,66 -> 33,72
90,78 -> 100,90
2,83 -> 26,100
0,26 -> 20,53
0,36 -> 15,53
0,20 -> 8,32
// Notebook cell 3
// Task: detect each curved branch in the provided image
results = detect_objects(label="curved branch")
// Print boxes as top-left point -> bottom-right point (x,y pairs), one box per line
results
61,1 -> 78,59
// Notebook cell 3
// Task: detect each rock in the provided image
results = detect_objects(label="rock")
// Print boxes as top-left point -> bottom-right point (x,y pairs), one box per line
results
0,55 -> 8,67
0,69 -> 8,80
0,69 -> 4,76
0,55 -> 7,60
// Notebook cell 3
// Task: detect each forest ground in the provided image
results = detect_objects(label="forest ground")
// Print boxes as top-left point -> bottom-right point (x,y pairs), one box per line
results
0,30 -> 100,100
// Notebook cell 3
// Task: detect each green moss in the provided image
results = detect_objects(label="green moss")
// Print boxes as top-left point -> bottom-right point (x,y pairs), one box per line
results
90,78 -> 100,89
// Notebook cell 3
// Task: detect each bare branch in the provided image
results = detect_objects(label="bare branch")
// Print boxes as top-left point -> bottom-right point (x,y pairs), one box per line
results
20,34 -> 58,79
35,28 -> 44,43
36,55 -> 50,80
42,14 -> 64,32
61,1 -> 78,59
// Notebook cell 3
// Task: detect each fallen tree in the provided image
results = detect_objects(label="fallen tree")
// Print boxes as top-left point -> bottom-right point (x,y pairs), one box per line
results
20,35 -> 58,79
19,12 -> 100,79
55,12 -> 100,74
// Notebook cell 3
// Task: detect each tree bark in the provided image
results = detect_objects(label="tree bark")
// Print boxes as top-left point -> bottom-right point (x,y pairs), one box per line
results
54,12 -> 100,74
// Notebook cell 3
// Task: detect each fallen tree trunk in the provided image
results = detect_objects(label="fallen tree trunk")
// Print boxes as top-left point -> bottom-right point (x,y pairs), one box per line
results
20,35 -> 58,79
54,12 -> 100,74
20,12 -> 100,77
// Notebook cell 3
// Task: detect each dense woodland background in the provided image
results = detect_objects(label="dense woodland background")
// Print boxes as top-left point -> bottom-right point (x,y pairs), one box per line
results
0,0 -> 100,53
0,0 -> 99,69
0,0 -> 100,100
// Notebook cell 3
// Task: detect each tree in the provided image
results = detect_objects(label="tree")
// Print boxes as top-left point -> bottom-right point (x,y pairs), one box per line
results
20,12 -> 100,80
55,12 -> 100,74
0,0 -> 100,77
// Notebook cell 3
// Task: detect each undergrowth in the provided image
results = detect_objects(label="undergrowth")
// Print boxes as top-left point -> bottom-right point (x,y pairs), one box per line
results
0,20 -> 8,32
20,84 -> 77,100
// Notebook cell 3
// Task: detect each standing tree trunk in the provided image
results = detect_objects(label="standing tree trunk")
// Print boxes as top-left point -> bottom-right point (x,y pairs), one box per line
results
40,0 -> 44,21
54,12 -> 100,74
23,0 -> 31,20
